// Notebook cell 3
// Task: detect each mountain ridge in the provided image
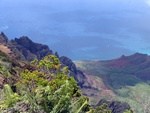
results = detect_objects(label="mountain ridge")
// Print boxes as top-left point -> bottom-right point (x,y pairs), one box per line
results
0,32 -> 136,112
76,53 -> 150,113
0,32 -> 89,91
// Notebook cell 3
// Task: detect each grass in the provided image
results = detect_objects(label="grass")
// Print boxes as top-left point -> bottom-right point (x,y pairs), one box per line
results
115,83 -> 150,113
75,60 -> 150,113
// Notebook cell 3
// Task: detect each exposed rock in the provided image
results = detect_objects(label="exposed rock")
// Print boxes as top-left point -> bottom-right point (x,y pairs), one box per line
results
0,34 -> 134,113
0,32 -> 8,44
55,52 -> 59,58
10,36 -> 53,61
60,56 -> 77,79
9,36 -> 88,88
76,70 -> 86,87
59,56 -> 87,87
97,99 -> 131,113
0,45 -> 15,59
60,56 -> 77,74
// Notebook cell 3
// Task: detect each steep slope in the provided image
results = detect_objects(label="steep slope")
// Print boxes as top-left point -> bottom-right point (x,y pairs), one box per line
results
97,99 -> 131,113
10,36 -> 53,61
0,50 -> 131,113
0,50 -> 24,90
0,33 -> 132,112
0,32 -> 82,83
76,53 -> 150,88
0,55 -> 94,113
0,33 -> 88,90
76,53 -> 150,112
59,56 -> 111,98
0,32 -> 8,44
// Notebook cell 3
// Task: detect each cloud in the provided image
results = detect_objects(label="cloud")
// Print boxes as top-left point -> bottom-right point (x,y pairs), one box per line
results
146,0 -> 150,6
0,0 -> 150,60
79,46 -> 98,51
0,25 -> 9,31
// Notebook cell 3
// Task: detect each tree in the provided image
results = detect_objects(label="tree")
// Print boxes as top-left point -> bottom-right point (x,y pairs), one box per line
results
0,55 -> 113,113
0,55 -> 91,113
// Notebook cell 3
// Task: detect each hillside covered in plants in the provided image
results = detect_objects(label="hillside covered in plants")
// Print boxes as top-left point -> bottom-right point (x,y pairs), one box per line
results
0,53 -> 114,113
0,33 -> 132,113
76,53 -> 150,113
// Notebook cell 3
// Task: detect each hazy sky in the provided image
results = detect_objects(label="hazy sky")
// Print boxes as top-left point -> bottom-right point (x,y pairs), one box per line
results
0,0 -> 150,60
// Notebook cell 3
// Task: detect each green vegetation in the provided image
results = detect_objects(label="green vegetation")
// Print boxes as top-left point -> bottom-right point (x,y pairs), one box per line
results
0,50 -> 10,62
0,63 -> 11,77
116,83 -> 150,113
0,55 -> 111,113
124,109 -> 133,113
0,84 -> 21,109
92,103 -> 112,113
75,60 -> 150,113
0,50 -> 11,78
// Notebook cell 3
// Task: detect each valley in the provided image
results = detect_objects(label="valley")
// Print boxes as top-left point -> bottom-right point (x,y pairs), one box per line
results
0,32 -> 148,112
75,54 -> 150,113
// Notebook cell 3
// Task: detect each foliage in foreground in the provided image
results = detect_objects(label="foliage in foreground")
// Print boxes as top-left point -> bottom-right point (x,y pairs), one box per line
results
123,109 -> 133,113
0,55 -> 112,113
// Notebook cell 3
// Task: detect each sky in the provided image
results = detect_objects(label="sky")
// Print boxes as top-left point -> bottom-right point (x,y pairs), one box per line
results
0,0 -> 150,60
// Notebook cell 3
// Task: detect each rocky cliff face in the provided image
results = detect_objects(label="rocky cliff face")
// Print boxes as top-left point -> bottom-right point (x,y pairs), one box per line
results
0,32 -> 8,44
0,33 -> 133,111
0,32 -> 53,61
60,56 -> 77,76
0,33 -> 86,87
10,36 -> 53,61
59,56 -> 86,87
97,99 -> 131,113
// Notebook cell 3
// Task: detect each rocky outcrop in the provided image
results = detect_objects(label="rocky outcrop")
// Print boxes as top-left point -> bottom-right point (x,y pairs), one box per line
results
97,99 -> 131,113
4,35 -> 87,87
0,32 -> 8,44
10,36 -> 53,61
76,70 -> 86,87
60,56 -> 77,74
59,56 -> 86,87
